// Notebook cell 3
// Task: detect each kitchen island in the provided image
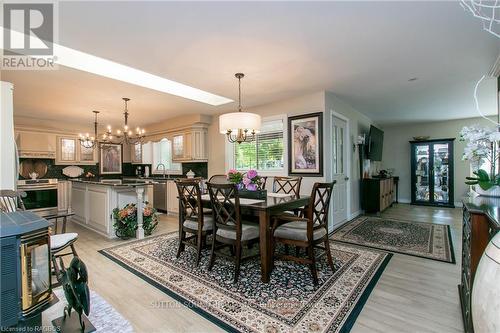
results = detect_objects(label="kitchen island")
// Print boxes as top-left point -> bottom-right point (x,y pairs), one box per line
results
71,179 -> 154,239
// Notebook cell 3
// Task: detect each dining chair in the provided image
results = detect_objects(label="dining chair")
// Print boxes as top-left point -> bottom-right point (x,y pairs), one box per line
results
257,176 -> 268,190
271,181 -> 336,285
206,182 -> 260,283
208,174 -> 230,184
273,176 -> 302,197
175,179 -> 214,266
0,189 -> 78,286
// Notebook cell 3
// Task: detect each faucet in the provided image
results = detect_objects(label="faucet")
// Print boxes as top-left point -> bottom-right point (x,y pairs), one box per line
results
156,163 -> 166,178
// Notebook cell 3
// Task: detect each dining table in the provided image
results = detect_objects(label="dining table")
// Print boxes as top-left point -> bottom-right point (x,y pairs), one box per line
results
191,193 -> 311,283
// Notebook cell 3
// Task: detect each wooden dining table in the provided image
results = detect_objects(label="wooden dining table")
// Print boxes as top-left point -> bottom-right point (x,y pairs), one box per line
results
193,193 -> 310,283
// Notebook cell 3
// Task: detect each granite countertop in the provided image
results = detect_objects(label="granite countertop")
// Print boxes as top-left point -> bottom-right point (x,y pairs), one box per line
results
70,179 -> 154,187
463,195 -> 500,230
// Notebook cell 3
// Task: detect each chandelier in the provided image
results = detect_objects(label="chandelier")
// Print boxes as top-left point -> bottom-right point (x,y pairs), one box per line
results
219,73 -> 261,144
78,110 -> 100,149
103,98 -> 146,145
461,0 -> 500,38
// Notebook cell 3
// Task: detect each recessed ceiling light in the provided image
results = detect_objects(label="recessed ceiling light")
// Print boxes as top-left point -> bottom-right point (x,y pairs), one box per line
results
408,77 -> 418,82
3,28 -> 233,106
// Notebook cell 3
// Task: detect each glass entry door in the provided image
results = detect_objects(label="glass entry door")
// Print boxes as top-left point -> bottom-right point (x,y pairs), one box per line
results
410,139 -> 454,207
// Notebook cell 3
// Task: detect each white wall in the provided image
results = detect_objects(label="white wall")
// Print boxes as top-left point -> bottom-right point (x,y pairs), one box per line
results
381,116 -> 497,205
1,82 -> 16,190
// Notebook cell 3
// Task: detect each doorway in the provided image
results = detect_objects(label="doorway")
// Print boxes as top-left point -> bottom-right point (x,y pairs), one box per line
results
331,113 -> 350,230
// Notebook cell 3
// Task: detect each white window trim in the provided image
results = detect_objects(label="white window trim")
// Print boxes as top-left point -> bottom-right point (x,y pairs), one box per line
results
150,138 -> 183,175
225,114 -> 288,177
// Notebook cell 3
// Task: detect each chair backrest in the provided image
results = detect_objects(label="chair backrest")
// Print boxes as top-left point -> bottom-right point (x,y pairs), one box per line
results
175,179 -> 204,228
206,182 -> 242,238
273,176 -> 302,197
305,182 -> 335,236
208,174 -> 230,184
256,176 -> 268,190
0,190 -> 26,212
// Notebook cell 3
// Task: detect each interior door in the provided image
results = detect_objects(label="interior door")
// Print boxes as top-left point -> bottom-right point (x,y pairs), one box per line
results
332,116 -> 348,229
412,143 -> 431,204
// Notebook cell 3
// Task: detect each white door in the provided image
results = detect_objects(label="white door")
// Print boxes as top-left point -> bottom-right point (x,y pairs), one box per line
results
331,116 -> 349,229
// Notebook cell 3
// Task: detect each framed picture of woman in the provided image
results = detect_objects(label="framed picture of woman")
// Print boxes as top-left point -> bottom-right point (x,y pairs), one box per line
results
100,144 -> 122,174
288,112 -> 323,176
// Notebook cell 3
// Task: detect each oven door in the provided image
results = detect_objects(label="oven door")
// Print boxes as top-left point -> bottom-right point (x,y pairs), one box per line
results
21,186 -> 58,211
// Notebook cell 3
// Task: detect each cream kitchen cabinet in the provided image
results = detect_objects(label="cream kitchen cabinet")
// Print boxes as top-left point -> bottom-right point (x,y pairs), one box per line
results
171,129 -> 207,162
55,135 -> 97,165
166,180 -> 179,214
57,180 -> 72,213
131,142 -> 153,164
16,131 -> 56,158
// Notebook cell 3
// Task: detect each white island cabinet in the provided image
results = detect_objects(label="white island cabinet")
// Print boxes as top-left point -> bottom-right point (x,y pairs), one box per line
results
71,180 -> 152,239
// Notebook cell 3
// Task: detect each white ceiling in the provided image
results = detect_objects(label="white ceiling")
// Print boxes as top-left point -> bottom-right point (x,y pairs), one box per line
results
3,1 -> 499,126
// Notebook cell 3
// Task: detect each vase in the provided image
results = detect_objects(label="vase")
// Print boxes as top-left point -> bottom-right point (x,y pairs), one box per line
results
472,232 -> 500,333
474,185 -> 500,197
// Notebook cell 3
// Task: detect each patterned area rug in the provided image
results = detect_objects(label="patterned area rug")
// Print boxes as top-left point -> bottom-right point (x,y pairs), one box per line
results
100,232 -> 391,333
331,216 -> 455,263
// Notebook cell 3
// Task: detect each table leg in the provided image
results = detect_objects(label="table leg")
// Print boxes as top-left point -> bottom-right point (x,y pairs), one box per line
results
136,187 -> 145,239
259,210 -> 271,283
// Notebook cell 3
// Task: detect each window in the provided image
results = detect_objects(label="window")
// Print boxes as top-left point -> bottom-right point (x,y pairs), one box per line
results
152,138 -> 181,173
233,118 -> 285,172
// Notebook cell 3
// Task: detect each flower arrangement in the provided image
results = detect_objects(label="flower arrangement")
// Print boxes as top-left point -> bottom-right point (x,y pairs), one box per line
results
112,201 -> 158,239
227,169 -> 264,191
460,125 -> 500,191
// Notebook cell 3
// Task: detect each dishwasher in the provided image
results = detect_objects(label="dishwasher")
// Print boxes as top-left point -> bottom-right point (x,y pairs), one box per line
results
153,182 -> 168,212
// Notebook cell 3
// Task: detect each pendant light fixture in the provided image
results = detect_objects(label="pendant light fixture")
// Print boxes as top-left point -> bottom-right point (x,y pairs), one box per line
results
219,73 -> 261,144
103,97 -> 146,145
78,110 -> 101,149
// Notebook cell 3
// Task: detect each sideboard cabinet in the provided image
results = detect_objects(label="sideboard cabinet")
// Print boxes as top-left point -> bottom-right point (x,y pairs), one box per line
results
361,177 -> 396,213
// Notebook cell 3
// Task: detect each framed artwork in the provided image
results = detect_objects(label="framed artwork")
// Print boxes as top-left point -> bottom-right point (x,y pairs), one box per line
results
288,112 -> 323,176
100,143 -> 122,174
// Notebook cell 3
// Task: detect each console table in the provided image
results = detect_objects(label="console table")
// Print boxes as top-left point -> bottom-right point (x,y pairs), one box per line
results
460,196 -> 500,332
361,177 -> 397,213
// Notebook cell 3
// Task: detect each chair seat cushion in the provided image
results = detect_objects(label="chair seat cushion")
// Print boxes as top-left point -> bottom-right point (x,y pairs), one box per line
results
50,233 -> 78,251
183,216 -> 214,231
274,222 -> 326,241
216,222 -> 259,241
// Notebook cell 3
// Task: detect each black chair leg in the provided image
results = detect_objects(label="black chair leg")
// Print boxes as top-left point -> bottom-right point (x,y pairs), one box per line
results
234,243 -> 242,283
176,230 -> 186,258
196,231 -> 203,266
308,245 -> 318,285
324,239 -> 334,270
208,236 -> 217,271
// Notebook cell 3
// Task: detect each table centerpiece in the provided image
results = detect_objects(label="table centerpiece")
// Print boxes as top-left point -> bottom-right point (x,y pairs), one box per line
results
227,169 -> 267,199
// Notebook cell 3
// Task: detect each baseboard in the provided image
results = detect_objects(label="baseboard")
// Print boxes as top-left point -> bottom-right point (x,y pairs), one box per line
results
398,198 -> 411,204
349,210 -> 362,220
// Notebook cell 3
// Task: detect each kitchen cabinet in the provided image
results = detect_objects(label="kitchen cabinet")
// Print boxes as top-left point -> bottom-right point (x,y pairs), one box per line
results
16,131 -> 56,158
167,180 -> 179,214
171,129 -> 207,162
131,142 -> 153,164
57,180 -> 72,213
55,135 -> 97,165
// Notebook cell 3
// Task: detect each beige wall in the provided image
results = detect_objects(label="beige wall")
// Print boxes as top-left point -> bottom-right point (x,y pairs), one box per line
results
208,90 -> 375,216
381,116 -> 497,205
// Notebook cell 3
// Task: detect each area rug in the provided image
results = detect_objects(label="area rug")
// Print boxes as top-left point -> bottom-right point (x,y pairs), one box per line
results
99,232 -> 391,333
331,216 -> 455,264
43,288 -> 134,332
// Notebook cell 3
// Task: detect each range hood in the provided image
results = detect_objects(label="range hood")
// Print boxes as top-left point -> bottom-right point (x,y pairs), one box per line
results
16,131 -> 56,159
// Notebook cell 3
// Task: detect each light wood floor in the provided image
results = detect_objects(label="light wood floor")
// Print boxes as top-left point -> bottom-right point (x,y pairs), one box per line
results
52,204 -> 463,333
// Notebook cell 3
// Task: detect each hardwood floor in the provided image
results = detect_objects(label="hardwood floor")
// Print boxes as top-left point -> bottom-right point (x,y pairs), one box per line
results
51,204 -> 463,333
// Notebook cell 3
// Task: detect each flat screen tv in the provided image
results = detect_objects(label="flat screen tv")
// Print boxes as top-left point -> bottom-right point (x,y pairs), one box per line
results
367,125 -> 384,161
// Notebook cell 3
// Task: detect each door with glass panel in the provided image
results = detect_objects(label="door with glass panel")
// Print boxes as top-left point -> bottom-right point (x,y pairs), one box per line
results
410,138 -> 454,207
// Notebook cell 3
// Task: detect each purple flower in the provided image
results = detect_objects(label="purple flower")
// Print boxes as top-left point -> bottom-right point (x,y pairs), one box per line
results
247,170 -> 258,179
246,183 -> 257,191
236,183 -> 244,190
242,177 -> 251,186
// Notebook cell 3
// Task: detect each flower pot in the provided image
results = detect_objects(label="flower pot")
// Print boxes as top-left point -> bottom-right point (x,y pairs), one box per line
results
238,189 -> 267,200
474,185 -> 500,198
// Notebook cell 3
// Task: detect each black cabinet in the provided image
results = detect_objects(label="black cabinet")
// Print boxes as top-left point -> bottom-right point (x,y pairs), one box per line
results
361,177 -> 396,213
410,138 -> 454,207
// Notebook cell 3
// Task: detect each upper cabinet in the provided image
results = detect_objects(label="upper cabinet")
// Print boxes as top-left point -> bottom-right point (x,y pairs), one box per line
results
16,131 -> 56,158
171,129 -> 207,162
56,135 -> 97,165
131,142 -> 153,164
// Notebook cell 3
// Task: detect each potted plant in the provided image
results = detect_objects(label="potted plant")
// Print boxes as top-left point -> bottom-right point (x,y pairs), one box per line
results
112,202 -> 159,239
460,125 -> 500,197
227,169 -> 267,199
